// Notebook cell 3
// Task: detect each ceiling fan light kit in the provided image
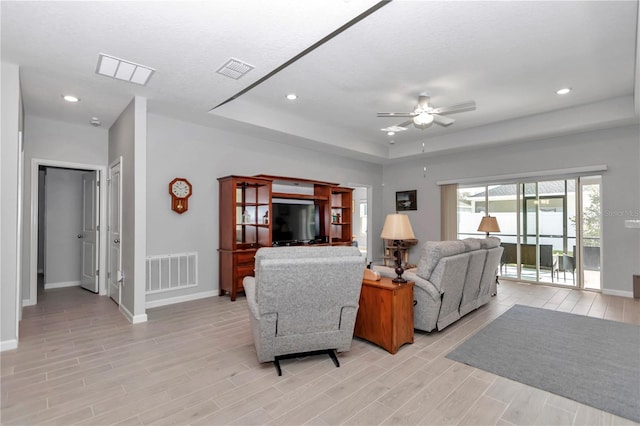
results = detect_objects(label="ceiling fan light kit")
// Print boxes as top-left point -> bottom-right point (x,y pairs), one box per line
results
413,112 -> 434,126
377,92 -> 476,132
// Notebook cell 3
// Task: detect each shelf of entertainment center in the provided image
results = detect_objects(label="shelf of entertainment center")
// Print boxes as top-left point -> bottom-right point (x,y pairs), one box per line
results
271,192 -> 328,201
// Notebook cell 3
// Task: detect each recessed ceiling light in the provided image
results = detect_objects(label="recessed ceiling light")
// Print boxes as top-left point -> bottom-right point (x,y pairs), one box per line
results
96,53 -> 155,86
286,93 -> 298,100
62,95 -> 80,102
380,126 -> 408,132
387,131 -> 395,136
556,87 -> 572,95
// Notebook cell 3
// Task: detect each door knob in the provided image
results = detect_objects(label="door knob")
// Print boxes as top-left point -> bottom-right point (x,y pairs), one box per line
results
114,238 -> 120,244
77,234 -> 83,238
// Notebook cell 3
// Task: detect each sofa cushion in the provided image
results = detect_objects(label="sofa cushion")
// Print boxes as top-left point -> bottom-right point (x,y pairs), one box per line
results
462,238 -> 482,252
416,240 -> 466,280
480,236 -> 501,249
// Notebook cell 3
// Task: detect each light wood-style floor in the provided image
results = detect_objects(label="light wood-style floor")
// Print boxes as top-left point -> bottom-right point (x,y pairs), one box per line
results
2,281 -> 639,426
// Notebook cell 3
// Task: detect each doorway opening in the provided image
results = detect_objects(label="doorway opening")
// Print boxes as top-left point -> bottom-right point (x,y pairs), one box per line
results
351,186 -> 370,261
37,166 -> 97,293
28,159 -> 107,307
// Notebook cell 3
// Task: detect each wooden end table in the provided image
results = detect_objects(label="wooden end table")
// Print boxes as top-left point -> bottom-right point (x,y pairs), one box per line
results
354,276 -> 414,354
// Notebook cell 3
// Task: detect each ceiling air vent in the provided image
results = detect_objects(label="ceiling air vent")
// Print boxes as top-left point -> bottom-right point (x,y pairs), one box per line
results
96,53 -> 155,86
216,58 -> 254,80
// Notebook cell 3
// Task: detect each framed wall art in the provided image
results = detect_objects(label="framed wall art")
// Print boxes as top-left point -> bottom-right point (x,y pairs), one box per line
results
396,190 -> 417,211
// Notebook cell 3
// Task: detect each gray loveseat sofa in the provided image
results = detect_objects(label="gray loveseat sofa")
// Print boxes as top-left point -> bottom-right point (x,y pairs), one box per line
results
374,237 -> 503,332
243,246 -> 364,374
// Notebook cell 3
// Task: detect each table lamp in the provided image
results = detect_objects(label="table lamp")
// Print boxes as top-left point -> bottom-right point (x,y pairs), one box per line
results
478,215 -> 500,237
381,213 -> 416,283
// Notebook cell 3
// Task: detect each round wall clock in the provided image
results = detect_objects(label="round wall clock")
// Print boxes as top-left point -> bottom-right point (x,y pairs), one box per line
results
169,178 -> 192,214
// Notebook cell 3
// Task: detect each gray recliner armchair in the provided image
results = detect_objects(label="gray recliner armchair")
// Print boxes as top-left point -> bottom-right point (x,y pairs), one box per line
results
243,246 -> 364,375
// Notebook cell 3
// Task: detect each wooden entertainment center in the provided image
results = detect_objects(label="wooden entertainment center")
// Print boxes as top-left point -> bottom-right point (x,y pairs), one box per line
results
218,174 -> 353,300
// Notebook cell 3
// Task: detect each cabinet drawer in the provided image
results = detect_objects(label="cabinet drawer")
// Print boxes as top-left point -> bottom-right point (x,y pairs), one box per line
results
235,251 -> 256,265
237,266 -> 254,278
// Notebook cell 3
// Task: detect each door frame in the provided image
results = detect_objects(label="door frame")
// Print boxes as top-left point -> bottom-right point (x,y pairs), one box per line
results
347,182 -> 372,261
107,157 -> 123,305
28,159 -> 107,306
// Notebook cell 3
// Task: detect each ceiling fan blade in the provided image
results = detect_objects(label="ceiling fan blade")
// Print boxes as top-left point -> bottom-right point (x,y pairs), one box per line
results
377,112 -> 416,118
430,100 -> 476,115
397,119 -> 414,128
433,114 -> 455,126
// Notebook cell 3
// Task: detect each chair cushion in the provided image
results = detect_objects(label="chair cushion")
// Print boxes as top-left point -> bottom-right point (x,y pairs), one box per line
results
256,245 -> 361,260
416,240 -> 466,280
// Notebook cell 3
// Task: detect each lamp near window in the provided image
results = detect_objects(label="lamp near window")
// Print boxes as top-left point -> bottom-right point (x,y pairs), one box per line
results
380,213 -> 416,283
478,215 -> 500,237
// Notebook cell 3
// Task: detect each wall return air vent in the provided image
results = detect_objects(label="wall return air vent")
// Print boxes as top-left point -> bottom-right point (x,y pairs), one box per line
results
216,58 -> 254,80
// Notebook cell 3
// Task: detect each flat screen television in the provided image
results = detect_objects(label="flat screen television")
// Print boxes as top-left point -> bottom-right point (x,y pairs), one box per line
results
271,202 -> 319,244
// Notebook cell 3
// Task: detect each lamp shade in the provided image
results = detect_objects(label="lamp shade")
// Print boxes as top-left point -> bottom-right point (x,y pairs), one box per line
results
478,215 -> 500,233
381,214 -> 416,240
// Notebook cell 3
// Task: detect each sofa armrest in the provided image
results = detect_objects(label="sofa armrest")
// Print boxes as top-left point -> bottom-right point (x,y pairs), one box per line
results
243,276 -> 260,319
372,265 -> 440,303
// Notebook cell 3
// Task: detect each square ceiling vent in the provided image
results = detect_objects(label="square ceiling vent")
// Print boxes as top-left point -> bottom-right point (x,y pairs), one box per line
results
216,58 -> 254,80
96,53 -> 155,85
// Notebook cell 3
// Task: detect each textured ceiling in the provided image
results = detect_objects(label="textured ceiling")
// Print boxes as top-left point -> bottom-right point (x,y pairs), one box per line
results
2,0 -> 639,163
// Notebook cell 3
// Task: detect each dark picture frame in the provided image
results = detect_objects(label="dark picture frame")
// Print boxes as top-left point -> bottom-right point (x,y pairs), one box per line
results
396,190 -> 417,211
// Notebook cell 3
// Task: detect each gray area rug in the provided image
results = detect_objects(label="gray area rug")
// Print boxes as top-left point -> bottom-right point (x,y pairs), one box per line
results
446,304 -> 640,422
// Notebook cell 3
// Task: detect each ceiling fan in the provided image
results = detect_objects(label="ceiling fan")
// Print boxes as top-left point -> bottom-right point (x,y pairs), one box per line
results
377,92 -> 476,130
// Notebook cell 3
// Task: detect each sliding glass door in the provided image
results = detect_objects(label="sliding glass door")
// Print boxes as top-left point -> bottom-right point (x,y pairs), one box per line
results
457,176 -> 601,290
579,176 -> 602,290
520,181 -> 574,285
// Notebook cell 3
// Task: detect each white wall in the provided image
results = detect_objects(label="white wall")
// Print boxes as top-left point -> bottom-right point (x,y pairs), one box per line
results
382,124 -> 640,296
1,62 -> 22,350
21,115 -> 108,302
108,97 -> 147,323
43,168 -> 85,287
145,113 -> 383,306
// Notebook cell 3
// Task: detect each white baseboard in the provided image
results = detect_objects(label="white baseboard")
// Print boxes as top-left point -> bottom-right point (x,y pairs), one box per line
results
119,303 -> 148,324
23,298 -> 35,307
1,339 -> 18,352
145,290 -> 218,309
131,313 -> 148,324
44,280 -> 80,290
602,288 -> 634,298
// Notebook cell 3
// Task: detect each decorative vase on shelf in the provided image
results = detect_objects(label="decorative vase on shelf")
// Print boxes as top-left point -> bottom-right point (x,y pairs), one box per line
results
242,210 -> 251,224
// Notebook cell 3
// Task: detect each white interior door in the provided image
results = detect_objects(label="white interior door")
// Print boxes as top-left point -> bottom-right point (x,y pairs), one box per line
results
80,171 -> 99,293
108,161 -> 122,304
